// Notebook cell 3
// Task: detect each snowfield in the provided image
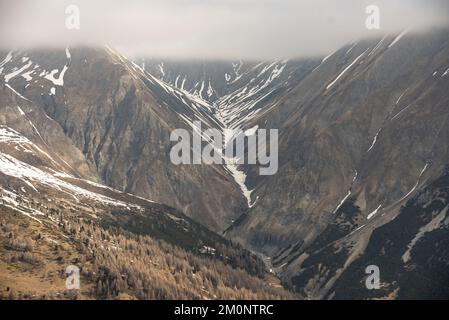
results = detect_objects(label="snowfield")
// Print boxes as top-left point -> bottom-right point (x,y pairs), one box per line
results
0,127 -> 144,211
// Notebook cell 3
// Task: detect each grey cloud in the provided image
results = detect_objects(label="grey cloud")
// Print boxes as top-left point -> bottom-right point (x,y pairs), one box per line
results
0,0 -> 447,60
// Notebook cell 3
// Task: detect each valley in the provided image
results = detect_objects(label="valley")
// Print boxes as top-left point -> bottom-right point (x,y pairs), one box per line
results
1,27 -> 449,299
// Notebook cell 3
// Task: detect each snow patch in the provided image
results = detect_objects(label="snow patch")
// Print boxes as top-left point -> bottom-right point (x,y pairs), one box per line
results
225,163 -> 255,208
5,84 -> 31,102
333,190 -> 351,214
367,205 -> 382,220
4,61 -> 32,82
442,68 -> 449,77
366,129 -> 381,152
65,47 -> 71,59
158,62 -> 165,77
398,163 -> 428,202
0,152 -> 141,209
388,30 -> 408,48
326,51 -> 366,90
17,106 -> 25,116
44,66 -> 68,86
0,51 -> 13,68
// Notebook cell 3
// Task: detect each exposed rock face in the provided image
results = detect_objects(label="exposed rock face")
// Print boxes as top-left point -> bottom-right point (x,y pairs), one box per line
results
0,50 -> 283,299
221,29 -> 449,298
285,168 -> 449,299
223,30 -> 449,245
139,59 -> 254,102
143,58 -> 320,129
2,27 -> 449,299
131,30 -> 449,298
0,47 -> 246,232
0,119 -> 283,299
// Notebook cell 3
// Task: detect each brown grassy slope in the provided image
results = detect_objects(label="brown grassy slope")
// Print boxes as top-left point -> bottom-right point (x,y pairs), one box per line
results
0,206 -> 298,300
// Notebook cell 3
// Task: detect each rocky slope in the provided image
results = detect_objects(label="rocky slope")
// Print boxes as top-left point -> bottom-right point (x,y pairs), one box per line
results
147,28 -> 449,299
0,96 -> 290,299
0,47 -> 246,232
222,29 -> 449,298
2,27 -> 449,299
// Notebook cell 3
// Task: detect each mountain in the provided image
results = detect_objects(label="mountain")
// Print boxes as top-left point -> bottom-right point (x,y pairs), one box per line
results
142,58 -> 319,129
221,29 -> 449,299
0,47 -> 248,232
327,168 -> 449,299
1,27 -> 449,300
145,29 -> 449,299
0,47 -> 294,299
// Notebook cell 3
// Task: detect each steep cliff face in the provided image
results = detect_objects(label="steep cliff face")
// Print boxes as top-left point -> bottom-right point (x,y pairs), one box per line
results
143,58 -> 320,129
335,169 -> 449,300
139,59 -> 254,102
0,47 -> 246,232
284,168 -> 449,299
2,28 -> 449,299
139,29 -> 449,298
0,113 -> 286,300
225,29 -> 449,251
1,48 -> 293,300
221,29 -> 449,298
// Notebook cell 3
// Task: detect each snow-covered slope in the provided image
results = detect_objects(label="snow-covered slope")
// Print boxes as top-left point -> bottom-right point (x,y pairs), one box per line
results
0,47 -> 249,232
142,58 -> 319,206
2,28 -> 449,300
0,123 -> 246,257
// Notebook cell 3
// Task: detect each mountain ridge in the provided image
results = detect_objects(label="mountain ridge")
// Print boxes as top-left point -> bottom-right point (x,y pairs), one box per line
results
1,28 -> 449,299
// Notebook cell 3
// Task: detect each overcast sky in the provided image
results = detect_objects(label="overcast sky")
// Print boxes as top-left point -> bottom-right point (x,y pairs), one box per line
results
0,0 -> 448,60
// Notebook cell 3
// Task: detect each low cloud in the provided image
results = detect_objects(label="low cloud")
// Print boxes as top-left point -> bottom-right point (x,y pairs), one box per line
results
0,0 -> 448,59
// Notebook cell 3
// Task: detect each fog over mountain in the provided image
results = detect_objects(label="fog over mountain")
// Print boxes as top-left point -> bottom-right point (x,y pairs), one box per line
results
0,0 -> 448,59
2,0 -> 449,302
